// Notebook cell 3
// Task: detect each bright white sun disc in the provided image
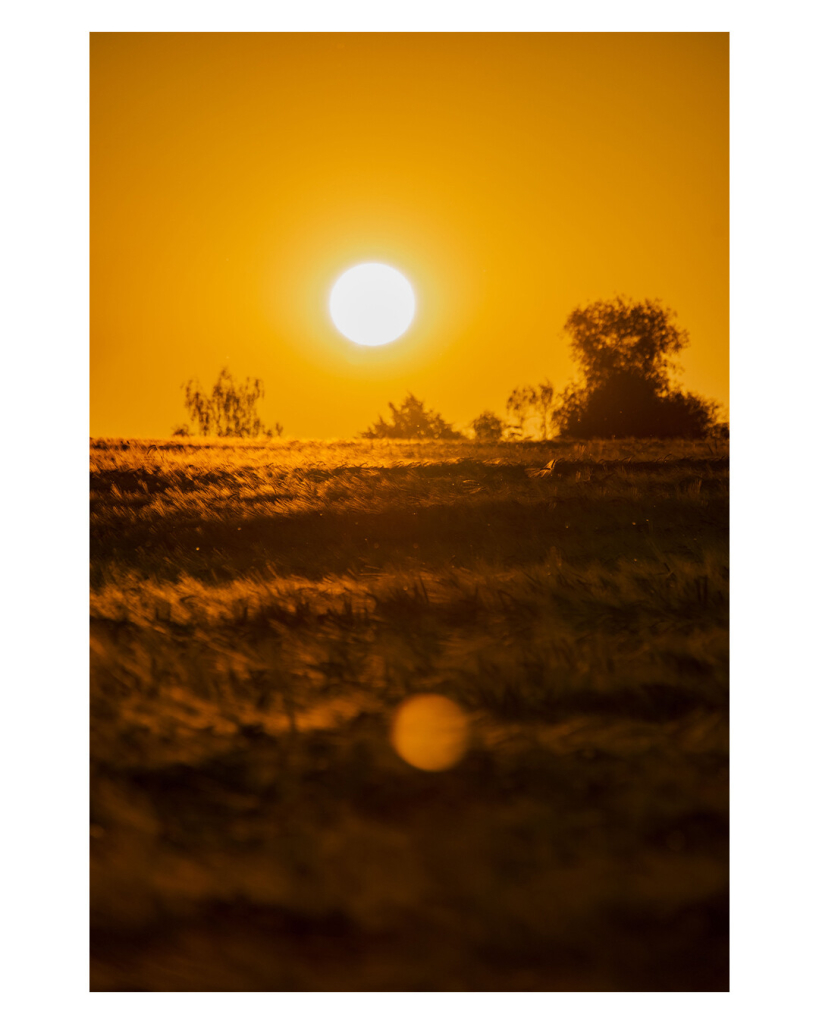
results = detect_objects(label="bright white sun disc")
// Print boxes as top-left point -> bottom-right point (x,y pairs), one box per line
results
329,263 -> 415,346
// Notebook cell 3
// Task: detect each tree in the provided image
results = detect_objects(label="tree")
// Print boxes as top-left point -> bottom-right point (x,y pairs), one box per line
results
552,298 -> 718,439
505,382 -> 554,439
178,367 -> 283,438
470,410 -> 505,441
361,393 -> 463,439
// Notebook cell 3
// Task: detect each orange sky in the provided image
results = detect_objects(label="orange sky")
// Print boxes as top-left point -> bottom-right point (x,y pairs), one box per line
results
91,32 -> 728,438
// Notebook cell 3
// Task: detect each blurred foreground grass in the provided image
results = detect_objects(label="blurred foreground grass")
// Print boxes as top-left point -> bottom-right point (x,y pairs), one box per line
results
90,437 -> 728,991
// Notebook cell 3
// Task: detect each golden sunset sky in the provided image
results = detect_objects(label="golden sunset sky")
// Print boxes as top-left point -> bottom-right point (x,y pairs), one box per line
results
91,32 -> 728,438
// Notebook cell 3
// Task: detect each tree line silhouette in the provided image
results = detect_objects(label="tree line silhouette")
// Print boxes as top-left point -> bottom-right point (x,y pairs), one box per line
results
173,298 -> 724,440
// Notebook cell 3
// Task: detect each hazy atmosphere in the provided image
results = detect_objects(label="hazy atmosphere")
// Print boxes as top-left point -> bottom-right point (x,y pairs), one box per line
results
91,31 -> 729,993
91,32 -> 728,438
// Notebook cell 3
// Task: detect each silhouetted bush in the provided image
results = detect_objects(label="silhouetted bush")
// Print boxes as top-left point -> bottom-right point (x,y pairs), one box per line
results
470,410 -> 505,441
361,393 -> 463,439
556,373 -> 718,439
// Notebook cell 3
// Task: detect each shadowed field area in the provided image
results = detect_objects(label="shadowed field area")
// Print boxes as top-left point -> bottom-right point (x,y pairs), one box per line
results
90,437 -> 728,991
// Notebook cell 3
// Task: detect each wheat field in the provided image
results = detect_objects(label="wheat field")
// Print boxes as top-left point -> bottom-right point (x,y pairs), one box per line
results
90,437 -> 728,991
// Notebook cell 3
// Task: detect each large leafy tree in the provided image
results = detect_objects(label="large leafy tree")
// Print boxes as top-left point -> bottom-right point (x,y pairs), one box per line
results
361,393 -> 463,439
176,367 -> 283,438
553,298 -> 718,439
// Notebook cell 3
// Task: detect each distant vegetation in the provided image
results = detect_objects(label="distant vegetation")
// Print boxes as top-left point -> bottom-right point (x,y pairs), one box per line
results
553,297 -> 720,439
174,299 -> 724,442
174,367 -> 283,438
505,382 -> 555,440
469,410 -> 505,441
360,299 -> 722,442
361,392 -> 463,439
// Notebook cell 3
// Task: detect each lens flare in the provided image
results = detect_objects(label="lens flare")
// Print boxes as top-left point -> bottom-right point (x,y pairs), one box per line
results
390,694 -> 469,771
329,263 -> 416,346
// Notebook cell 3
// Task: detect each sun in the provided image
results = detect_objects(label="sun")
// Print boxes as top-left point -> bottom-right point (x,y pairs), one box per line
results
329,263 -> 416,346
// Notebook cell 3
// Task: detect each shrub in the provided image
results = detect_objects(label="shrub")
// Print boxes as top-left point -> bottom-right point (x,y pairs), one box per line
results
361,393 -> 463,439
470,410 -> 505,441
